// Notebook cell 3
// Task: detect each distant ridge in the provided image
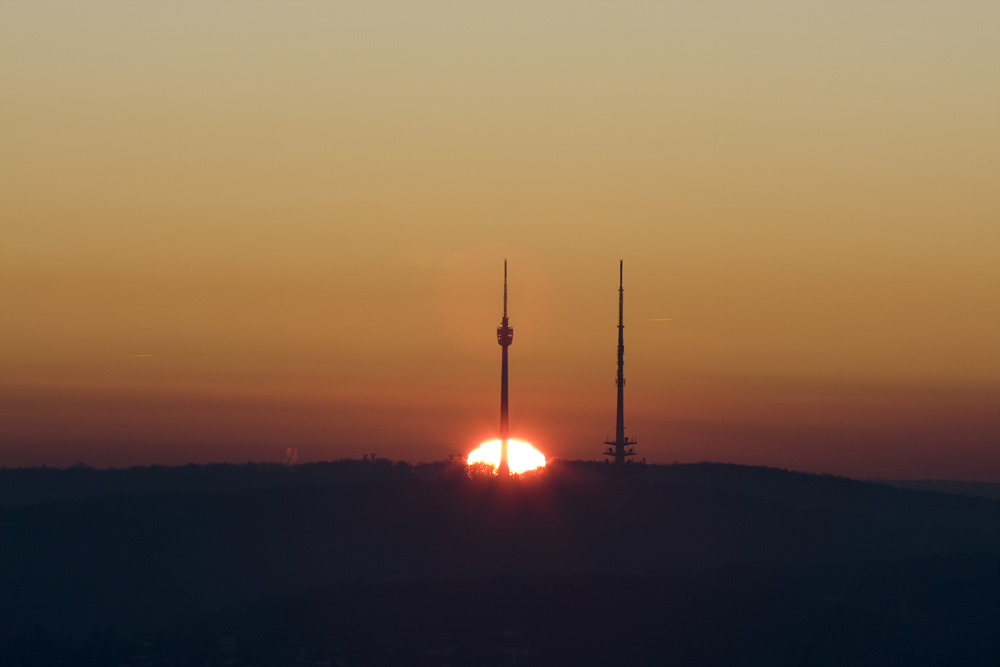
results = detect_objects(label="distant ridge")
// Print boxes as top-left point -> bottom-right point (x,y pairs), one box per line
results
4,458 -> 1000,505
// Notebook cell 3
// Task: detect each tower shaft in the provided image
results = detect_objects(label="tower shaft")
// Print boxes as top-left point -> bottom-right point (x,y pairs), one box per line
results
499,345 -> 509,476
604,260 -> 636,465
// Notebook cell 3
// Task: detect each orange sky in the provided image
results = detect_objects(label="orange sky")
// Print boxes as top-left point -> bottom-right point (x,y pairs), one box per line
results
2,2 -> 998,478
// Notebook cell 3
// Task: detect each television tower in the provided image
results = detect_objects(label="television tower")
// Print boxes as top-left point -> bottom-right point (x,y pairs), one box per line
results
497,260 -> 514,477
604,260 -> 637,466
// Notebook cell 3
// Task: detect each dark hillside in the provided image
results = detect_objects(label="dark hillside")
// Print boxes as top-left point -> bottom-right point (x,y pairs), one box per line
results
0,458 -> 417,506
3,460 -> 1000,645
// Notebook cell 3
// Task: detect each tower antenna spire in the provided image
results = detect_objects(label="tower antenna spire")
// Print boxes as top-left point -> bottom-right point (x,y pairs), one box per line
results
503,259 -> 508,319
604,260 -> 637,466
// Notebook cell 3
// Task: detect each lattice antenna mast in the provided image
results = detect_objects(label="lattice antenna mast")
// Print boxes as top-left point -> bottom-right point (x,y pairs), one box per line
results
497,260 -> 514,476
604,260 -> 637,465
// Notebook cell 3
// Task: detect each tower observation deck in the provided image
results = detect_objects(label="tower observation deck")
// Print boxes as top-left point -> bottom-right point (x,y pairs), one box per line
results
604,260 -> 637,466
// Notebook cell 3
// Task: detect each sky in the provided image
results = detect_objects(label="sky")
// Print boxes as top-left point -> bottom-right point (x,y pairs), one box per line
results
2,1 -> 998,479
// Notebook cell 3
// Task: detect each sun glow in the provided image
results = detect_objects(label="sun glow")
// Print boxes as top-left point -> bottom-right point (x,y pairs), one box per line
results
466,439 -> 546,475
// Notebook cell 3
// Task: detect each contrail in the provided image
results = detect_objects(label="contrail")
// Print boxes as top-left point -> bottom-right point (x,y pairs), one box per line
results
649,318 -> 672,321
129,354 -> 154,358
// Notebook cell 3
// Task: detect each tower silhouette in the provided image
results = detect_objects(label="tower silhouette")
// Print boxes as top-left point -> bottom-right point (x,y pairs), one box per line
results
497,260 -> 514,477
604,260 -> 637,465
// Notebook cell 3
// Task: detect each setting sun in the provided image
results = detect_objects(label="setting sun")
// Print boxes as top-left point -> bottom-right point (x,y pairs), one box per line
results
467,440 -> 546,475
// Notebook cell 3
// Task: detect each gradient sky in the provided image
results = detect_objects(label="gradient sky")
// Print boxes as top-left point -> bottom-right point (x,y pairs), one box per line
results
2,2 -> 998,478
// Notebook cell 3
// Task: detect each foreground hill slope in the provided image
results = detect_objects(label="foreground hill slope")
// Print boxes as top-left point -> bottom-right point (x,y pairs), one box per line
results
3,460 -> 999,643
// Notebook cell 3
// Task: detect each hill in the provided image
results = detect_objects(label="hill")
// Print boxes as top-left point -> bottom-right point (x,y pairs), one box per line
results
2,460 -> 999,665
